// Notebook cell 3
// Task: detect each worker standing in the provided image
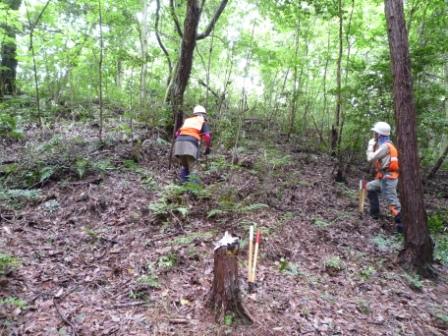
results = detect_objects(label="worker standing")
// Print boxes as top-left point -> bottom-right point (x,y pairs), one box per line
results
366,121 -> 403,232
174,105 -> 211,183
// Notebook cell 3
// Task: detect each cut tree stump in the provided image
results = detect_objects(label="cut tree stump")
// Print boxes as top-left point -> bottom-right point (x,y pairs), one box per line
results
207,232 -> 253,324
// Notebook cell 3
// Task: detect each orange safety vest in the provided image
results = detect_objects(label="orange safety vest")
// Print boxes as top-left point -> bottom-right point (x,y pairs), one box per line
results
375,142 -> 399,179
179,116 -> 205,141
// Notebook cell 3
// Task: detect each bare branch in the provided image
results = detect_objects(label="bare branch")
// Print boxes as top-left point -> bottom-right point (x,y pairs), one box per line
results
155,0 -> 173,76
196,0 -> 229,41
198,79 -> 220,99
169,0 -> 183,37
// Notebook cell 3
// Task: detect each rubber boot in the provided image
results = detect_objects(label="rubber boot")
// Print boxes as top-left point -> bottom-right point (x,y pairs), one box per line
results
394,213 -> 404,233
367,190 -> 380,219
179,167 -> 190,183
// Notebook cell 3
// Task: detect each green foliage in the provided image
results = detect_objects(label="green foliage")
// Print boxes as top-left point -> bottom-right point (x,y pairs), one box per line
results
172,231 -> 215,246
372,234 -> 402,253
137,274 -> 160,289
0,110 -> 23,139
148,182 -> 212,220
427,210 -> 448,234
403,272 -> 423,291
207,201 -> 268,218
278,257 -> 302,276
0,188 -> 41,208
324,255 -> 345,273
1,136 -> 116,189
255,148 -> 292,174
434,235 -> 448,265
157,252 -> 178,270
429,305 -> 448,329
312,218 -> 330,229
0,297 -> 27,309
0,253 -> 20,275
359,266 -> 376,280
224,313 -> 235,326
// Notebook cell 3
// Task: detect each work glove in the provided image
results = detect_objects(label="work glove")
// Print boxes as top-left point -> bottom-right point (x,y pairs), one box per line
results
204,147 -> 211,155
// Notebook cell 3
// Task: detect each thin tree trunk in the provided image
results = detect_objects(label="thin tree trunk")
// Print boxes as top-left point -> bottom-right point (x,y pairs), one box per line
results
427,144 -> 448,179
287,23 -> 301,141
29,27 -> 41,126
268,68 -> 290,124
321,24 -> 331,147
205,27 -> 215,109
0,0 -> 21,97
98,0 -> 104,142
155,0 -> 173,87
337,0 -> 355,150
384,0 -> 434,276
331,0 -> 343,157
25,0 -> 51,127
139,0 -> 149,106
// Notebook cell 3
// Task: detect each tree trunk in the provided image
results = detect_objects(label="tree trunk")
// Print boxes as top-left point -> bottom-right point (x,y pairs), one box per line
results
384,0 -> 434,276
287,23 -> 301,141
207,236 -> 252,324
321,24 -> 331,147
0,0 -> 22,97
98,0 -> 104,142
166,0 -> 202,131
331,0 -> 343,157
139,0 -> 149,106
166,0 -> 229,132
427,143 -> 448,180
25,0 -> 51,127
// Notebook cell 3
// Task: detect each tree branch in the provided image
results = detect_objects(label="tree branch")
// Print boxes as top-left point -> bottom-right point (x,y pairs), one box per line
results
196,0 -> 229,41
155,0 -> 173,76
30,0 -> 52,32
169,0 -> 183,37
198,79 -> 220,99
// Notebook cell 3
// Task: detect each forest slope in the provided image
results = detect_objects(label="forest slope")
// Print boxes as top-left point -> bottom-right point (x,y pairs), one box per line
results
1,123 -> 448,336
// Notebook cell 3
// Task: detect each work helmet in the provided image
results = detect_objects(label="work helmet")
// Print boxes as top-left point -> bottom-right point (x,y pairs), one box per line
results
371,121 -> 391,136
193,105 -> 207,115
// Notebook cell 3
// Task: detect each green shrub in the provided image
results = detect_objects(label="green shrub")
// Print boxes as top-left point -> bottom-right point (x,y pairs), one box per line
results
434,235 -> 448,265
324,255 -> 345,274
372,234 -> 402,253
0,253 -> 20,275
428,210 -> 447,233
0,111 -> 23,139
0,296 -> 27,309
403,272 -> 423,291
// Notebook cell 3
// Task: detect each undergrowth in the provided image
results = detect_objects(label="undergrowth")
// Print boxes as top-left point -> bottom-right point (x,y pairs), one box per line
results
1,135 -> 114,189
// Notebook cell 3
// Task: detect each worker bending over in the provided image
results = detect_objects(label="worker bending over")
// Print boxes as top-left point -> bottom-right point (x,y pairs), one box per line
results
174,105 -> 211,183
366,121 -> 403,233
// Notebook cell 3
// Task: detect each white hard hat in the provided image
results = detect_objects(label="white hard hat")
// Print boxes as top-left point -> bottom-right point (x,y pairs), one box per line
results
371,121 -> 391,136
193,105 -> 207,115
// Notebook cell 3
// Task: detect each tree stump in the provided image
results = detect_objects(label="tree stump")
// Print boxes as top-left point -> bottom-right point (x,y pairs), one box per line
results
207,232 -> 252,324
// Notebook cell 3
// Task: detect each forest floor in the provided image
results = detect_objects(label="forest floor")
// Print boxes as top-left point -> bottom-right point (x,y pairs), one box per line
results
1,121 -> 448,336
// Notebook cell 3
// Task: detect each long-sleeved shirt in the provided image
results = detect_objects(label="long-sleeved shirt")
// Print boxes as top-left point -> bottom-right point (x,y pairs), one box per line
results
366,142 -> 392,171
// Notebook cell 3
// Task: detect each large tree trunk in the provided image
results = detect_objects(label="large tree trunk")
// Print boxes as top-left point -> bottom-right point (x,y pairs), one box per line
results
166,0 -> 202,131
384,0 -> 434,276
165,0 -> 229,132
0,0 -> 22,97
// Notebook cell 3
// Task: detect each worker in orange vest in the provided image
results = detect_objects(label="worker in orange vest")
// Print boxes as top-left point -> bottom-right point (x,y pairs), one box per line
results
174,105 -> 211,183
366,121 -> 403,232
